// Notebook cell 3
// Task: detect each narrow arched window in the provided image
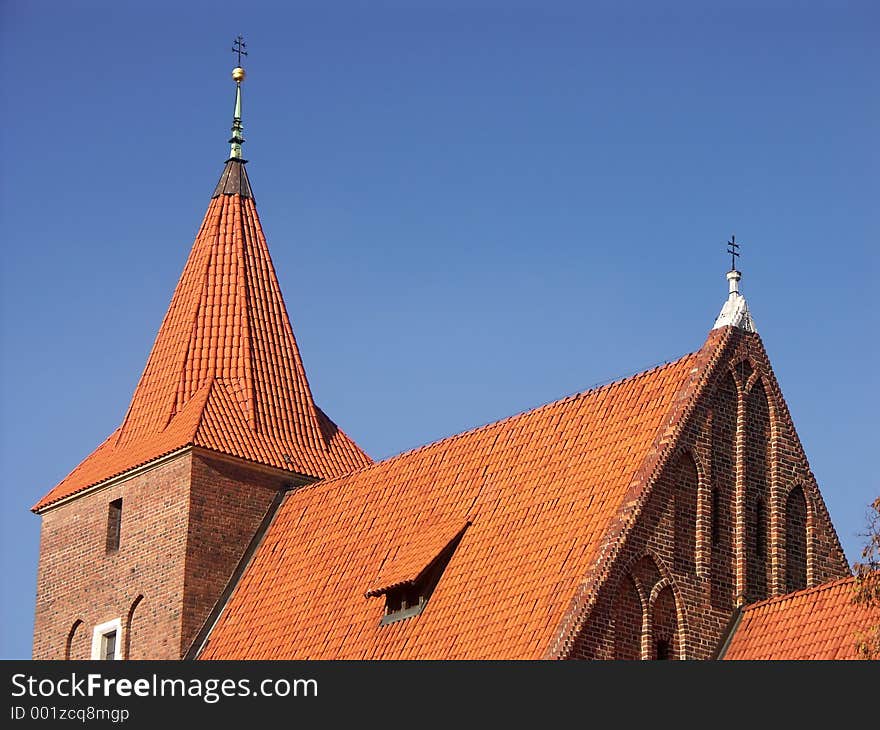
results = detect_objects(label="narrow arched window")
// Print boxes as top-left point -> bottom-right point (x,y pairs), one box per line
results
651,586 -> 678,660
785,486 -> 808,592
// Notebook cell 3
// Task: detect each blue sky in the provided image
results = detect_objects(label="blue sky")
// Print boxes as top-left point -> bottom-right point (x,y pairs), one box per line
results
0,1 -> 876,659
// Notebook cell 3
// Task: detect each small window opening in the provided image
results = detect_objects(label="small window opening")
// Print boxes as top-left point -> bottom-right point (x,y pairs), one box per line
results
101,630 -> 117,661
655,639 -> 671,660
106,498 -> 122,553
383,583 -> 426,622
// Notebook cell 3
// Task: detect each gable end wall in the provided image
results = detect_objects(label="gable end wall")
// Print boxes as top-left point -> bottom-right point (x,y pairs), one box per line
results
568,330 -> 849,659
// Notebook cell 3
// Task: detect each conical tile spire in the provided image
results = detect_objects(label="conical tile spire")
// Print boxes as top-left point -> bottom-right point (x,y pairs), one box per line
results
33,54 -> 370,511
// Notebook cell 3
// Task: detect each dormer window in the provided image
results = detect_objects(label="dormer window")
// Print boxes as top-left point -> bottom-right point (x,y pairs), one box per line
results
366,520 -> 470,626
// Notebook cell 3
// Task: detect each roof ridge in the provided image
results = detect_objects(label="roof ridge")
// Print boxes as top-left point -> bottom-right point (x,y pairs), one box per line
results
741,574 -> 859,612
287,351 -> 699,495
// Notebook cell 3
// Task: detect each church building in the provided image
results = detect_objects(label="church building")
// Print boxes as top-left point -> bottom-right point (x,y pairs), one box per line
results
31,58 -> 876,661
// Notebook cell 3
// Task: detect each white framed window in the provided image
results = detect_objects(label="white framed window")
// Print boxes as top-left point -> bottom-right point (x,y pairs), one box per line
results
90,618 -> 122,660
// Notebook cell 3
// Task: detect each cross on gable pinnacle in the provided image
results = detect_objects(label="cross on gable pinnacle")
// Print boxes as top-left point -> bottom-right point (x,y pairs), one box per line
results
727,235 -> 740,271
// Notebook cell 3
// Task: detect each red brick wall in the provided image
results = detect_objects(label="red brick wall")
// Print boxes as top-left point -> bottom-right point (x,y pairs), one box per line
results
181,453 -> 287,651
33,453 -> 193,660
33,449 -> 289,660
568,329 -> 850,660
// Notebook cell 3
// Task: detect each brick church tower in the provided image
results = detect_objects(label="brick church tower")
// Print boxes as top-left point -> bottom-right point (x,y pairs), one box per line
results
31,59 -> 371,660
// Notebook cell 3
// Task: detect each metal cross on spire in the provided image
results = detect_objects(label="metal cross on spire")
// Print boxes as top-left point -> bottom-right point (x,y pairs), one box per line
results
227,37 -> 248,161
232,35 -> 248,66
727,235 -> 740,271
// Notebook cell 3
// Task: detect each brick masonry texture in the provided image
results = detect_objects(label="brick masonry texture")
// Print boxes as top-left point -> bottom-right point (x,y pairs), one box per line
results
566,329 -> 850,659
32,450 -> 289,659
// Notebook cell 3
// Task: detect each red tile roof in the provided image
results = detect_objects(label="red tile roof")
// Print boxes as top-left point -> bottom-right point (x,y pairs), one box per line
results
723,576 -> 880,660
199,340 -> 717,659
33,169 -> 371,511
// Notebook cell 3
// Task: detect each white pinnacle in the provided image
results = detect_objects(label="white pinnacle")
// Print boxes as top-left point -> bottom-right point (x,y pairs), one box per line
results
712,269 -> 757,333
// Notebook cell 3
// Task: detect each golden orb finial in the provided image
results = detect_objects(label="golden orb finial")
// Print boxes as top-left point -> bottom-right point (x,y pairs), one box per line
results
232,66 -> 246,83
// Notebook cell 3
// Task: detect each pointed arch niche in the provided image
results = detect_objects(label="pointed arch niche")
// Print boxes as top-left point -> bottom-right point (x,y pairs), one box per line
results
710,371 -> 738,609
674,452 -> 699,577
65,619 -> 86,660
124,594 -> 146,660
785,486 -> 809,592
745,379 -> 771,602
650,583 -> 679,660
612,554 -> 685,660
613,576 -> 643,660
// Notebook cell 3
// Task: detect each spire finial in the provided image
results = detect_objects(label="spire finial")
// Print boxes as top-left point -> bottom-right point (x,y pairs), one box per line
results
713,233 -> 756,333
228,36 -> 248,162
727,234 -> 740,272
725,235 -> 742,296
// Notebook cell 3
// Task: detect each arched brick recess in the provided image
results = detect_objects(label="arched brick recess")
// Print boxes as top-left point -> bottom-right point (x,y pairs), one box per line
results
744,367 -> 763,395
785,485 -> 809,592
729,359 -> 754,391
674,452 -> 699,576
626,552 -> 687,659
745,379 -> 770,602
650,583 -> 679,660
124,595 -> 144,660
695,424 -> 713,580
710,371 -> 737,609
613,575 -> 643,660
126,594 -> 151,660
65,619 -> 84,660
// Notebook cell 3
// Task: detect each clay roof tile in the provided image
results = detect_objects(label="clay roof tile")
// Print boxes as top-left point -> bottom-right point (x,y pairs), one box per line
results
723,575 -> 880,660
